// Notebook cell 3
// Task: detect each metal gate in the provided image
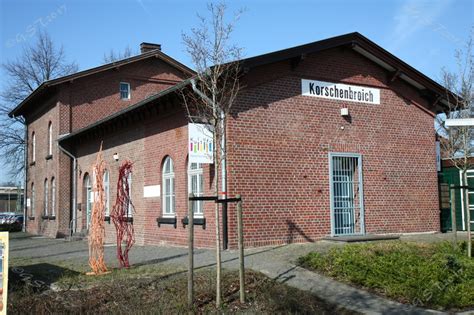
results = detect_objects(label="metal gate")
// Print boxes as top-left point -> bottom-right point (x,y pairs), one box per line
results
329,153 -> 365,236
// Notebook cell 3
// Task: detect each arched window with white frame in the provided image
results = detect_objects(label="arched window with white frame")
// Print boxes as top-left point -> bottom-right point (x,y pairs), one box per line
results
51,177 -> 56,217
188,162 -> 203,217
162,156 -> 175,216
103,170 -> 110,217
31,183 -> 35,217
48,122 -> 53,156
126,172 -> 132,217
32,132 -> 36,162
44,179 -> 49,216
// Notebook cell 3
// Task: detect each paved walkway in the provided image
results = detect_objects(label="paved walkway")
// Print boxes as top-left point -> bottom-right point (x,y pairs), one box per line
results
9,232 -> 473,315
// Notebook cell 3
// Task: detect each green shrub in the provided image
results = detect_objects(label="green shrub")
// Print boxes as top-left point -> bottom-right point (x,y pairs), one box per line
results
299,241 -> 474,310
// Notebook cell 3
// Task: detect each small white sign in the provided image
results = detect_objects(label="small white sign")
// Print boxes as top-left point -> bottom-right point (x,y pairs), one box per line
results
26,198 -> 31,207
144,185 -> 161,198
302,79 -> 380,105
189,123 -> 214,164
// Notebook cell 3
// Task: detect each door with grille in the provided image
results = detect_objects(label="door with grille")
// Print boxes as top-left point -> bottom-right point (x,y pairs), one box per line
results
329,153 -> 365,236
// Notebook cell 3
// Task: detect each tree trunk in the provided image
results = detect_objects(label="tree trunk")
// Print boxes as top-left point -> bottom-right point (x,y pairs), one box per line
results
214,130 -> 222,307
450,184 -> 457,247
187,193 -> 194,308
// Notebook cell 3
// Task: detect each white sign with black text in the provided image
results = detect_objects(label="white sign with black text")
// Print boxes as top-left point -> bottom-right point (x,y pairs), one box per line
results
302,79 -> 380,105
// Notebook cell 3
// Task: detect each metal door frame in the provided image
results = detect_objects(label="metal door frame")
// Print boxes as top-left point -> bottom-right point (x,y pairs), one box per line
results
459,169 -> 474,230
329,152 -> 365,236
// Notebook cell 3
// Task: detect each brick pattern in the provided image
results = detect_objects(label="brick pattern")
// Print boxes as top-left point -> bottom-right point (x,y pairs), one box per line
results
25,47 -> 440,249
68,58 -> 187,131
226,48 -> 439,247
25,56 -> 190,237
25,97 -> 59,238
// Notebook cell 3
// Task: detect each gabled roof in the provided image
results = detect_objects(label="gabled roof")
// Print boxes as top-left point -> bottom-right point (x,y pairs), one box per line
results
9,48 -> 195,118
241,32 -> 454,113
59,32 -> 455,145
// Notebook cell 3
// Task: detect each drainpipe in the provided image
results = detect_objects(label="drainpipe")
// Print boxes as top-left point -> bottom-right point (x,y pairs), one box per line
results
190,79 -> 228,250
22,124 -> 28,232
58,142 -> 77,234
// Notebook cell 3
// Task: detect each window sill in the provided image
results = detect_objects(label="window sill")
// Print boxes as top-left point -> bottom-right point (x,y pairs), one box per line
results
181,216 -> 206,229
48,215 -> 56,220
45,154 -> 53,160
29,161 -> 36,166
41,215 -> 49,220
121,217 -> 133,223
157,216 -> 177,228
28,216 -> 35,221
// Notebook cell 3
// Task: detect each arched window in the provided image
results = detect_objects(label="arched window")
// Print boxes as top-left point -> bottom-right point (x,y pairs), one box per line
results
126,172 -> 132,217
103,170 -> 110,216
31,183 -> 35,217
48,122 -> 53,156
32,132 -> 36,162
188,162 -> 203,217
44,179 -> 49,216
162,156 -> 175,216
51,177 -> 56,217
84,174 -> 92,228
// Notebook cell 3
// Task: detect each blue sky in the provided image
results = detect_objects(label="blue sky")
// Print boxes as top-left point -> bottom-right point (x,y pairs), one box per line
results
0,0 -> 473,183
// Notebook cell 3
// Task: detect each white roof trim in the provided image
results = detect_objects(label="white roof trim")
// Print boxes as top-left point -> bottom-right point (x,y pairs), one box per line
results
352,45 -> 396,72
399,73 -> 425,90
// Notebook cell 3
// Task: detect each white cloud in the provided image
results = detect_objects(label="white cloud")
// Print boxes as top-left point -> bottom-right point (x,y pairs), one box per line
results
387,0 -> 455,52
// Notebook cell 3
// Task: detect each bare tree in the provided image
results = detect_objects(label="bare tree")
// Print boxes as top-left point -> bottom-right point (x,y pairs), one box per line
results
102,46 -> 135,63
0,30 -> 78,179
436,28 -> 473,257
182,2 -> 243,307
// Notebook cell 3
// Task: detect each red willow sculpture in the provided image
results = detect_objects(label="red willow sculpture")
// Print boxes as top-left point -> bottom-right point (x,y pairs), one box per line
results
110,160 -> 135,268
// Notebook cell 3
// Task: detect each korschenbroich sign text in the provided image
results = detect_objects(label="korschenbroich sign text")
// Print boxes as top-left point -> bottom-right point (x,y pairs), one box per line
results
302,79 -> 380,105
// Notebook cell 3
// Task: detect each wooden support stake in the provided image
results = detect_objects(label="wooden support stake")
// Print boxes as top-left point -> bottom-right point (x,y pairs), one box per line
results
450,184 -> 457,247
188,193 -> 194,308
236,195 -> 245,303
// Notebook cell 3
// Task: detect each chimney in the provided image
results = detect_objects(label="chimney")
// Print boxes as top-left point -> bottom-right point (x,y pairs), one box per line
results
140,42 -> 161,53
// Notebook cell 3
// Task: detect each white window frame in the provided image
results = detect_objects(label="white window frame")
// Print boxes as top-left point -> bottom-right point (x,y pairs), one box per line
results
162,157 -> 175,217
126,172 -> 132,217
31,183 -> 35,217
104,170 -> 110,216
51,177 -> 55,216
120,82 -> 131,100
48,122 -> 53,156
188,162 -> 204,217
44,179 -> 49,216
32,132 -> 36,162
84,174 -> 92,228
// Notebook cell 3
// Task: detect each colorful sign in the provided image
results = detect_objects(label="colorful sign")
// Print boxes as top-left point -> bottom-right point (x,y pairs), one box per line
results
302,79 -> 380,105
0,232 -> 8,315
188,123 -> 214,164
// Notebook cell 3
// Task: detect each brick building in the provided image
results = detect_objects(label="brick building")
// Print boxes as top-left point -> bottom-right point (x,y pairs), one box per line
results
9,33 -> 451,248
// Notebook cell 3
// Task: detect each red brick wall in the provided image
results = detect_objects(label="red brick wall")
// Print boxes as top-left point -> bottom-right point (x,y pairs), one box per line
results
75,122 -> 145,242
25,96 -> 60,237
25,46 -> 440,249
67,58 -> 188,132
74,108 -> 218,248
226,48 -> 440,247
25,56 -> 190,238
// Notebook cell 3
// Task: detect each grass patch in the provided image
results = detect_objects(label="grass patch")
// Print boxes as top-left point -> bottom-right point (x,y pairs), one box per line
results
9,260 -> 357,314
299,241 -> 474,311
